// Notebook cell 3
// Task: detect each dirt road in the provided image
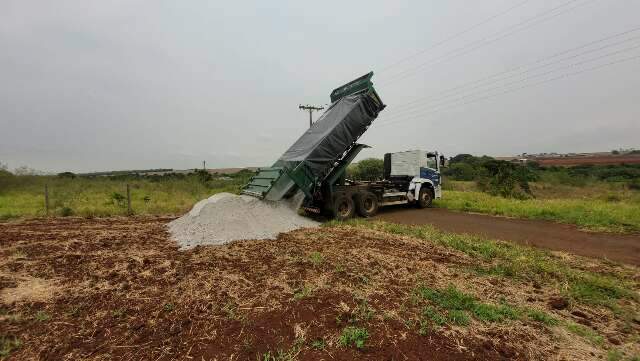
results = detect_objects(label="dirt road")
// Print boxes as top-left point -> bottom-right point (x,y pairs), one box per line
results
375,207 -> 640,266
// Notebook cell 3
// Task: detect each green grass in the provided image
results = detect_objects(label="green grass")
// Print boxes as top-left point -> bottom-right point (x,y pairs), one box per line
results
338,326 -> 369,350
310,339 -> 326,350
308,252 -> 324,266
565,321 -> 605,346
415,285 -> 521,326
0,337 -> 21,358
0,173 -> 250,219
434,190 -> 640,233
293,285 -> 312,301
331,220 -> 638,311
34,310 -> 50,322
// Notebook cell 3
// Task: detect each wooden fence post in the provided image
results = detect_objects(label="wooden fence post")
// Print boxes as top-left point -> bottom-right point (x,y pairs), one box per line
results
45,184 -> 49,216
126,184 -> 132,215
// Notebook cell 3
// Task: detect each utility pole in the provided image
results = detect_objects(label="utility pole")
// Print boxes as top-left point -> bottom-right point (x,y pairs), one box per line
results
298,104 -> 324,128
202,160 -> 206,171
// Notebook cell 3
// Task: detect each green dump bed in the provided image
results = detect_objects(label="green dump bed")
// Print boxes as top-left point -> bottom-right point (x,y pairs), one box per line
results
242,72 -> 385,201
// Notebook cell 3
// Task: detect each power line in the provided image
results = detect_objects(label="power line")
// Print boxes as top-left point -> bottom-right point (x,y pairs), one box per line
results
374,53 -> 640,128
379,0 -> 596,86
387,30 -> 640,117
377,0 -> 530,74
379,44 -> 640,124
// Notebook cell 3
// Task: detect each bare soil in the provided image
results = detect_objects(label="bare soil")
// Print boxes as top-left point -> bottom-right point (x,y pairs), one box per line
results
0,217 -> 637,360
375,207 -> 640,266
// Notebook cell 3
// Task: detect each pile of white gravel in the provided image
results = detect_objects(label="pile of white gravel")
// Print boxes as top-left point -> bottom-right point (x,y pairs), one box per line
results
168,192 -> 318,249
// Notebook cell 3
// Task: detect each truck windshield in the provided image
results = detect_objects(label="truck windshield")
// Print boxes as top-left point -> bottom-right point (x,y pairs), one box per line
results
426,156 -> 438,170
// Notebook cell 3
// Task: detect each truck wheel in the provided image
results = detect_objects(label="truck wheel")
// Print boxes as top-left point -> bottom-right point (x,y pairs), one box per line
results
332,194 -> 355,220
356,192 -> 379,217
417,187 -> 433,208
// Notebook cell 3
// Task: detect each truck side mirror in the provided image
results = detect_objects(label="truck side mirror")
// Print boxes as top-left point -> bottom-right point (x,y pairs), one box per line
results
440,155 -> 446,167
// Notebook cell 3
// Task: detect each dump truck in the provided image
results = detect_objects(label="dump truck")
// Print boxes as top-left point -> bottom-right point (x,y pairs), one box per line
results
242,72 -> 444,220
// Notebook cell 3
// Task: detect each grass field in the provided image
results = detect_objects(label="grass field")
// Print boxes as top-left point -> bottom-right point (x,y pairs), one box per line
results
438,181 -> 640,233
2,173 -> 639,234
0,174 -> 248,220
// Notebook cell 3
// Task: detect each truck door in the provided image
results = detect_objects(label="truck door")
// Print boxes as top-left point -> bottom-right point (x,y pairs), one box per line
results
421,153 -> 441,186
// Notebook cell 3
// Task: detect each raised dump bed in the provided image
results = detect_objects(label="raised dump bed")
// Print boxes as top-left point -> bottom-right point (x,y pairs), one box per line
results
242,72 -> 385,202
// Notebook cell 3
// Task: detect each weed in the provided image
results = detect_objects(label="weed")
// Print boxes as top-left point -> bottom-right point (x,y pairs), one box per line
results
112,308 -> 125,318
526,309 -> 558,326
222,302 -> 239,320
311,339 -> 326,350
607,349 -> 624,361
357,274 -> 370,285
417,285 -> 475,311
447,309 -> 471,326
293,285 -> 312,301
339,326 -> 369,350
111,192 -> 127,208
415,284 -> 521,326
12,250 -> 27,259
60,206 -> 74,217
34,310 -> 50,322
0,337 -> 21,358
163,303 -> 174,312
259,338 -> 304,361
5,313 -> 21,323
565,322 -> 604,346
472,303 -> 520,323
418,306 -> 447,336
309,252 -> 324,266
67,306 -> 80,318
353,299 -> 374,322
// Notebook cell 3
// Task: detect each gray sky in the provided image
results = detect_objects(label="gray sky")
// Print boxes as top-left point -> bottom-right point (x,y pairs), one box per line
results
1,0 -> 639,173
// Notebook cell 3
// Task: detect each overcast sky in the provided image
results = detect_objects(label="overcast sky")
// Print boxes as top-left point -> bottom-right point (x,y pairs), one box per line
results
1,0 -> 639,173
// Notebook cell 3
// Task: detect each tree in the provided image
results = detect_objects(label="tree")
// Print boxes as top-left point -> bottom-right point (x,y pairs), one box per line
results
58,172 -> 76,179
13,166 -> 43,176
0,161 -> 11,177
350,158 -> 384,181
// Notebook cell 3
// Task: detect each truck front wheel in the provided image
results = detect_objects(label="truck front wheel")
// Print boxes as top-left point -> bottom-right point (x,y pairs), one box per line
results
356,192 -> 379,217
332,194 -> 355,220
417,187 -> 434,208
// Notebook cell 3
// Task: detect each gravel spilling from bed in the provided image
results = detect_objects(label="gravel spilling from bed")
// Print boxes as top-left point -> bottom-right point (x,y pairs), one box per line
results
168,192 -> 318,248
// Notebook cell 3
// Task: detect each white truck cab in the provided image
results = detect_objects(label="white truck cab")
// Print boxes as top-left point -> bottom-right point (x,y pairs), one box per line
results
383,150 -> 444,208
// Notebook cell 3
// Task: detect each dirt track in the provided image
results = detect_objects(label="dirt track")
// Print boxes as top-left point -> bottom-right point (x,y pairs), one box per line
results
375,207 -> 640,266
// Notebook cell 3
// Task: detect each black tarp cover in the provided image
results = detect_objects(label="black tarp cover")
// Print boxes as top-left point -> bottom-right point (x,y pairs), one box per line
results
279,92 -> 383,177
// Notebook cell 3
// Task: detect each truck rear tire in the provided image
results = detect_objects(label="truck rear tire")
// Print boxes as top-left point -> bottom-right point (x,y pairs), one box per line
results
332,194 -> 355,220
417,187 -> 433,208
356,192 -> 379,217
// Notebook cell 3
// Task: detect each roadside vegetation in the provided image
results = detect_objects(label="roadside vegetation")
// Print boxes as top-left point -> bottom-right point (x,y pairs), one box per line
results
2,157 -> 640,233
438,155 -> 640,232
0,169 -> 252,220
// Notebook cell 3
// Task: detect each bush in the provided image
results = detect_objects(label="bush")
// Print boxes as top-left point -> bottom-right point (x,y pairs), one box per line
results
348,158 -> 384,181
444,163 -> 480,181
477,160 -> 535,199
60,207 -> 74,217
57,172 -> 76,179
